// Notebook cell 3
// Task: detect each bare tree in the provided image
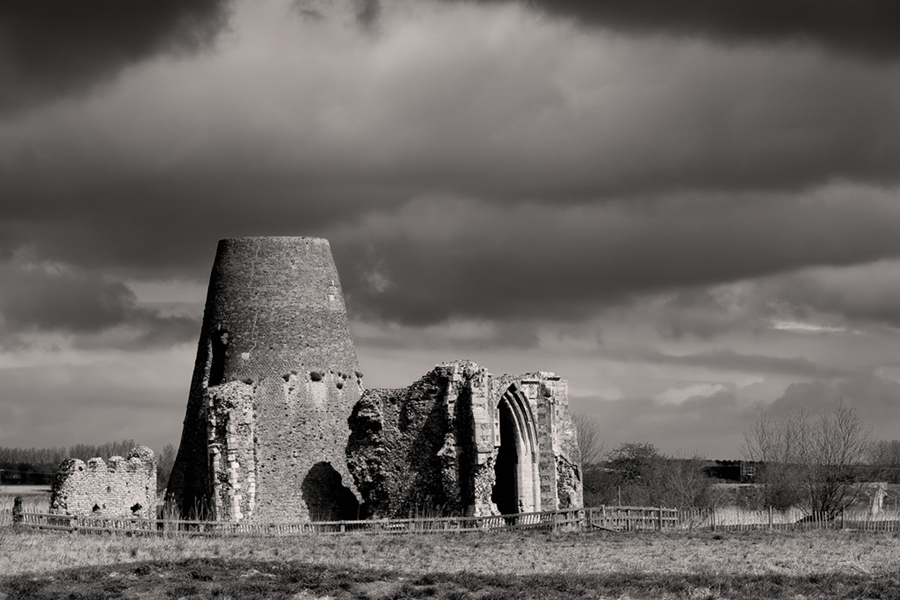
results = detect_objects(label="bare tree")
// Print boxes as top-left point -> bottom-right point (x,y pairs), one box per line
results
572,413 -> 606,466
868,439 -> 900,484
743,400 -> 872,517
742,410 -> 804,510
656,451 -> 713,510
798,400 -> 871,517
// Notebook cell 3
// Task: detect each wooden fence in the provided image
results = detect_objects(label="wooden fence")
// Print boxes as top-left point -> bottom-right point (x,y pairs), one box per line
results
13,503 -> 900,537
681,506 -> 900,533
585,506 -> 678,531
12,507 -> 588,537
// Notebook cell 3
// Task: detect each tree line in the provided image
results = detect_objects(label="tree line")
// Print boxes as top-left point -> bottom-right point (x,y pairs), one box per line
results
578,401 -> 900,515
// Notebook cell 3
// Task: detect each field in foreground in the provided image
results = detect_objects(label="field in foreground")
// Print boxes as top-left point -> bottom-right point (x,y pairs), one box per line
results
4,529 -> 900,599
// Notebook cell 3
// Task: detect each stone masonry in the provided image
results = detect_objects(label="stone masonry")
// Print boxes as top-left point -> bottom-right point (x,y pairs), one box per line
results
167,237 -> 581,524
166,237 -> 362,522
49,446 -> 157,518
346,360 -> 582,519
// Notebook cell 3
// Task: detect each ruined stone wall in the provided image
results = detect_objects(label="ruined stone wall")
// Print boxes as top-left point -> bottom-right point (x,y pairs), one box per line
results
49,447 -> 156,518
347,360 -> 583,519
167,237 -> 362,522
346,365 -> 469,518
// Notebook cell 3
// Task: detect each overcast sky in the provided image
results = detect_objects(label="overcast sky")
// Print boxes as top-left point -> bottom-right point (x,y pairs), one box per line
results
3,0 -> 900,459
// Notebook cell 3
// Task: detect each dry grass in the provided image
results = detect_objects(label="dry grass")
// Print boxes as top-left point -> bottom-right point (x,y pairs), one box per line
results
3,527 -> 900,578
5,529 -> 900,599
7,489 -> 900,598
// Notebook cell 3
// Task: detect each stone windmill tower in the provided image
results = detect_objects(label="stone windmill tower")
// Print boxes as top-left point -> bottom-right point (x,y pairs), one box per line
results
166,237 -> 363,522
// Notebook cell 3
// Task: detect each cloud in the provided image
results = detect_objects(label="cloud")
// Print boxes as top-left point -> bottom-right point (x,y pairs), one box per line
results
0,259 -> 199,350
656,382 -> 728,405
630,348 -> 847,381
0,359 -> 191,449
764,261 -> 900,328
0,0 -> 231,115
1,1 -> 900,293
763,369 -> 900,442
571,387 -> 754,457
457,0 -> 900,60
331,189 -> 900,325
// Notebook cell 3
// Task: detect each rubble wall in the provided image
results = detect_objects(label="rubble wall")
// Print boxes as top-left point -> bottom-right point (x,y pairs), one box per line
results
347,360 -> 583,519
49,446 -> 156,518
167,237 -> 362,522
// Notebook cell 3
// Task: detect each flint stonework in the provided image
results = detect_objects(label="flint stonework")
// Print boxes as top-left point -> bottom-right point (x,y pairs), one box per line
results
49,446 -> 157,518
166,237 -> 581,524
166,237 -> 362,522
347,360 -> 583,519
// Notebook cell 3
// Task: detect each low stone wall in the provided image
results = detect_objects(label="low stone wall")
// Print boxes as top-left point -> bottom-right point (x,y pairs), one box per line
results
49,446 -> 157,518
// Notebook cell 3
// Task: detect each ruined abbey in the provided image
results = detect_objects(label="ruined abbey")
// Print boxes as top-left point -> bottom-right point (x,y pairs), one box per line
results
151,236 -> 584,522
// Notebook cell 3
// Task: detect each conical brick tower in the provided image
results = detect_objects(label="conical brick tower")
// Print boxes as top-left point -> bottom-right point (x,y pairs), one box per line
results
166,237 -> 363,522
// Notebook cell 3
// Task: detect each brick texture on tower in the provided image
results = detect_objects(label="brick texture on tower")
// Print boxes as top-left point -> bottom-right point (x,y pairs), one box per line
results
165,237 -> 363,522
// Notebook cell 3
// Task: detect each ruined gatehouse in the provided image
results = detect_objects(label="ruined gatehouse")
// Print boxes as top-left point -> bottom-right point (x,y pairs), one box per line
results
166,236 -> 582,523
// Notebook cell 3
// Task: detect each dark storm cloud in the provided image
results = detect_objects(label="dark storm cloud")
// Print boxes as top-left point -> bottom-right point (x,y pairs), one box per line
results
764,264 -> 900,329
0,262 -> 198,350
332,192 -> 900,325
0,0 -> 231,114
355,0 -> 381,28
461,0 -> 900,60
1,0 -> 899,333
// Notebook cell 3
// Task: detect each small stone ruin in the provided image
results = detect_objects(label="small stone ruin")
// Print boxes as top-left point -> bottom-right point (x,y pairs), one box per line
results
49,446 -> 157,519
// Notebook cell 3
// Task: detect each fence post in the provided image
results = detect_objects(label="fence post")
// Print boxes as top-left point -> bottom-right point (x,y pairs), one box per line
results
12,496 -> 23,525
768,506 -> 773,531
658,506 -> 663,531
711,506 -> 716,532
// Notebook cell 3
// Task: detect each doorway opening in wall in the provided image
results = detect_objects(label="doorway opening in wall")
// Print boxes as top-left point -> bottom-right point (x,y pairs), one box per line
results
491,386 -> 540,516
301,462 -> 360,521
492,399 -> 519,515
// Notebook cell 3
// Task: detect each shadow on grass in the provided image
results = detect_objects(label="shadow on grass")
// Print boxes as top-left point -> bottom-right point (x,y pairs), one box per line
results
2,558 -> 900,600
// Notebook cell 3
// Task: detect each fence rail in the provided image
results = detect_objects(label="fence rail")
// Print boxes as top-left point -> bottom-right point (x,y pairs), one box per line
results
681,506 -> 900,533
11,501 -> 900,537
12,507 -> 588,537
585,506 -> 678,531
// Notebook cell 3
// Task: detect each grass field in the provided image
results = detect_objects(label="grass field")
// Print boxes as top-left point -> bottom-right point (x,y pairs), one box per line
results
4,527 -> 900,598
5,487 -> 900,599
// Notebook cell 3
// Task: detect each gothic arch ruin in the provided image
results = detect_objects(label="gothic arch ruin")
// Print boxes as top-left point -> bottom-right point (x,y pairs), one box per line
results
493,385 -> 540,514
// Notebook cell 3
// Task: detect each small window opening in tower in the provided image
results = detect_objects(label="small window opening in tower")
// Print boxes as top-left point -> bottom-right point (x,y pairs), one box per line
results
209,329 -> 230,386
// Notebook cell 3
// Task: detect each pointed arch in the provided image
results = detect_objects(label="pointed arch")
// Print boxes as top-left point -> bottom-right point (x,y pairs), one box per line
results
491,384 -> 541,514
